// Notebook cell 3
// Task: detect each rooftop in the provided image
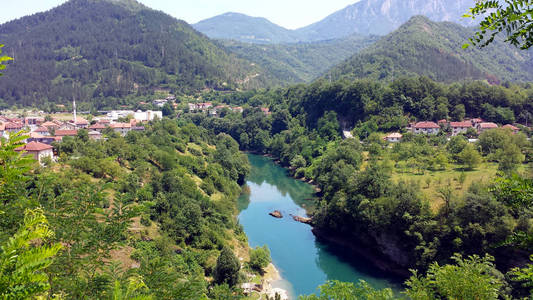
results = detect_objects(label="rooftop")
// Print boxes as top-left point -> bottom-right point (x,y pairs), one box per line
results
15,141 -> 53,152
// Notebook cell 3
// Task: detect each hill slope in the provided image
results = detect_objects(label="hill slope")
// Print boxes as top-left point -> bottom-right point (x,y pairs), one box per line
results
0,0 -> 272,108
325,16 -> 533,83
221,35 -> 378,83
296,0 -> 477,40
193,12 -> 299,44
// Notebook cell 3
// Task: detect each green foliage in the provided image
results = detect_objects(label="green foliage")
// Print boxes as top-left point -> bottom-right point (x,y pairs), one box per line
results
510,255 -> 533,295
405,254 -> 503,300
298,280 -> 395,300
248,245 -> 271,273
0,208 -> 62,299
465,0 -> 533,49
457,143 -> 482,170
213,247 -> 240,287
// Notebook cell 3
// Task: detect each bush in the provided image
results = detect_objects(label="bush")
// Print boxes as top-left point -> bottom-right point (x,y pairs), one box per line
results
248,245 -> 271,274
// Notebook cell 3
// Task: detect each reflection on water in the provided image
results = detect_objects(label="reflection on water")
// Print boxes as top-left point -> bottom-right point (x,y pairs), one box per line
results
238,154 -> 400,298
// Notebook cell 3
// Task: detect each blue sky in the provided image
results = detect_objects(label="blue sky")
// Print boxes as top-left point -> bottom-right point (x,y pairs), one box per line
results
1,0 -> 360,29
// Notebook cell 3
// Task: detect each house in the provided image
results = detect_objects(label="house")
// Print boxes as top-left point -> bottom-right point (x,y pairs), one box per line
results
107,110 -> 135,121
477,122 -> 498,133
438,119 -> 448,125
450,121 -> 473,136
70,117 -> 89,129
88,130 -> 102,140
4,122 -> 24,133
152,99 -> 168,107
188,103 -> 198,111
41,121 -> 60,129
134,110 -> 162,121
0,123 -> 4,137
385,132 -> 403,142
110,123 -> 131,136
27,132 -> 56,145
471,118 -> 484,126
503,124 -> 520,134
232,107 -> 244,113
89,123 -> 107,132
59,123 -> 76,130
413,122 -> 440,135
15,141 -> 54,164
34,126 -> 51,136
54,130 -> 78,138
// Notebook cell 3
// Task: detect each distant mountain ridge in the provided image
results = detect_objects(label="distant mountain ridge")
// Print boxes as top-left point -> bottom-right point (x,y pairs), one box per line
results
194,0 -> 478,43
193,13 -> 299,44
325,16 -> 533,83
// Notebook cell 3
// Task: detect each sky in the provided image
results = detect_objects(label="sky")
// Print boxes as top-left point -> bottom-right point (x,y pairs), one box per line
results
1,0 -> 360,29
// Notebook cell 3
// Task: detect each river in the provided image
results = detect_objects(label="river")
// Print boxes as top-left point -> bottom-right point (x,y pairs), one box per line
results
238,154 -> 400,299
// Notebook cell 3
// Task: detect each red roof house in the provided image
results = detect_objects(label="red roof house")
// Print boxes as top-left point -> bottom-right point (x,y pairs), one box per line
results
413,122 -> 440,135
15,141 -> 54,163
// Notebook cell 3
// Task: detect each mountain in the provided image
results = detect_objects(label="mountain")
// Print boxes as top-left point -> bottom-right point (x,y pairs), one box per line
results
195,0 -> 478,43
325,16 -> 533,83
193,12 -> 299,44
296,0 -> 478,40
0,0 -> 273,109
221,34 -> 378,83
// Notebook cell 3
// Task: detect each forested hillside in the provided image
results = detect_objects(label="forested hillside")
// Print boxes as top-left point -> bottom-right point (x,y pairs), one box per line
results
221,35 -> 379,83
193,13 -> 299,44
0,0 -> 275,109
326,16 -> 533,83
0,120 -> 254,299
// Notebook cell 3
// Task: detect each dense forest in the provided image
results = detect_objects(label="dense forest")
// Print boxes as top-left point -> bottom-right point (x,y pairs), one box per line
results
0,120 -> 260,299
326,16 -> 533,84
186,76 -> 533,297
0,0 -> 276,110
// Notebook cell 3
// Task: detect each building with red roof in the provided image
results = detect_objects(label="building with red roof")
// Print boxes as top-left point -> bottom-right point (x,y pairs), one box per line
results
89,123 -> 107,132
502,124 -> 520,134
450,121 -> 473,136
477,122 -> 498,133
413,121 -> 440,135
4,122 -> 24,133
110,123 -> 131,136
15,141 -> 54,164
70,117 -> 89,128
54,130 -> 78,137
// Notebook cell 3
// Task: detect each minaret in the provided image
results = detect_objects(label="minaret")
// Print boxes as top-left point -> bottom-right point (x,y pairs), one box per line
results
73,98 -> 77,124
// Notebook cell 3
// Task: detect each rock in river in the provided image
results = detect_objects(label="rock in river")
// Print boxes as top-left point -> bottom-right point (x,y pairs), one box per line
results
292,215 -> 312,224
269,210 -> 283,218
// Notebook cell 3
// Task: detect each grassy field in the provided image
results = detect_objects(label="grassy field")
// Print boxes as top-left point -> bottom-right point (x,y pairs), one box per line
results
391,162 -> 500,211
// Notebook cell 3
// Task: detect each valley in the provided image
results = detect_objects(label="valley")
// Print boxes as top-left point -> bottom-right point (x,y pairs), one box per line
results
0,0 -> 532,299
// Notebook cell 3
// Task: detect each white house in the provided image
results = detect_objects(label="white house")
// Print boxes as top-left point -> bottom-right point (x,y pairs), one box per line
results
134,110 -> 162,121
450,121 -> 473,136
413,122 -> 440,135
15,141 -> 54,164
385,132 -> 403,142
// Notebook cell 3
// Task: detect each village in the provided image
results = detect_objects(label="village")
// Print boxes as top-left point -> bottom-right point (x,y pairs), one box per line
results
382,118 -> 523,143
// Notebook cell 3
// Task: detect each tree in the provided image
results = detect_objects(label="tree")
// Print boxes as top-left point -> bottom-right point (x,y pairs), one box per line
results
405,254 -> 503,300
161,102 -> 174,117
0,209 -> 62,299
465,0 -> 533,49
248,245 -> 271,274
457,144 -> 482,170
213,247 -> 240,287
496,143 -> 525,173
510,255 -> 533,296
0,44 -> 12,76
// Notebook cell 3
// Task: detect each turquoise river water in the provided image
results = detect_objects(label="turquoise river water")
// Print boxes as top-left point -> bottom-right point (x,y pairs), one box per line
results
238,154 -> 400,299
